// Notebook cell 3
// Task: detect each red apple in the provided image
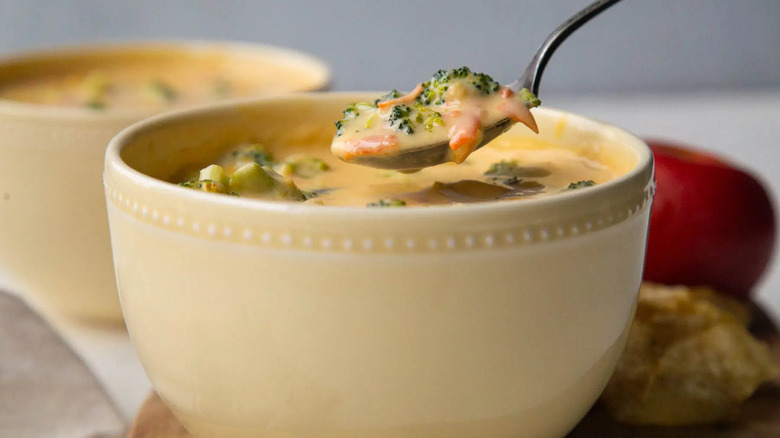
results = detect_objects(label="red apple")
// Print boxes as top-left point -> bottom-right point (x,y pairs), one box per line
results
643,139 -> 776,299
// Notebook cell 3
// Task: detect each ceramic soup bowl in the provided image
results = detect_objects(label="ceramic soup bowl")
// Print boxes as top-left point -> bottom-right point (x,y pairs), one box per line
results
104,93 -> 654,437
0,41 -> 329,320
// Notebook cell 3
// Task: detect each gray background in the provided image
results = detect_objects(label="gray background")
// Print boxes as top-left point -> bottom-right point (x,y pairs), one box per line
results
0,0 -> 778,96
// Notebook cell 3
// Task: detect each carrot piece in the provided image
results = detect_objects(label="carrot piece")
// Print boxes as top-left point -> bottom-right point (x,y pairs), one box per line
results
341,134 -> 399,162
447,112 -> 481,151
449,124 -> 478,151
377,83 -> 424,109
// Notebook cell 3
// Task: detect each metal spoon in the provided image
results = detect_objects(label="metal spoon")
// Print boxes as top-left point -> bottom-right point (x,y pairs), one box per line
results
351,0 -> 623,171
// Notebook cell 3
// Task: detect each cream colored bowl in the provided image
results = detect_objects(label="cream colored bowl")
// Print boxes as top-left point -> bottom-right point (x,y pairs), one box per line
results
104,93 -> 654,438
0,42 -> 330,321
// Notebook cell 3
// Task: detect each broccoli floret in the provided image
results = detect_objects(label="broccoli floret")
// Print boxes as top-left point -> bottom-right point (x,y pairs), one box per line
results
484,160 -> 523,176
375,90 -> 403,106
501,176 -> 520,186
367,198 -> 407,208
223,143 -> 275,168
212,78 -> 232,98
518,88 -> 542,108
144,79 -> 177,103
275,155 -> 330,178
342,102 -> 362,119
178,179 -> 231,194
417,66 -> 500,105
81,71 -> 110,109
334,102 -> 374,137
485,160 -> 552,181
85,99 -> 106,110
413,104 -> 444,132
178,165 -> 231,194
229,163 -> 309,201
418,73 -> 449,106
469,72 -> 501,95
387,104 -> 414,135
229,163 -> 274,193
567,180 -> 596,190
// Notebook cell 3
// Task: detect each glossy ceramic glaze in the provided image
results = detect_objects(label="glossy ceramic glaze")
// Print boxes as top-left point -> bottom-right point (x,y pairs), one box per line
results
0,42 -> 330,320
104,93 -> 654,437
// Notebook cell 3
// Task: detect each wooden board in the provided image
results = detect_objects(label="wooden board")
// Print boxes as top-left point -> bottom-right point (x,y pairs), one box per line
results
128,307 -> 780,438
126,393 -> 190,438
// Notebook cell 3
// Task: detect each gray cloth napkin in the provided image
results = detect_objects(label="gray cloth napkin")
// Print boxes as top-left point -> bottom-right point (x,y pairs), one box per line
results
0,291 -> 125,438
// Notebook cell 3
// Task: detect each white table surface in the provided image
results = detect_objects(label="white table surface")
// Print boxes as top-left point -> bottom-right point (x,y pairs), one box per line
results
7,89 -> 780,425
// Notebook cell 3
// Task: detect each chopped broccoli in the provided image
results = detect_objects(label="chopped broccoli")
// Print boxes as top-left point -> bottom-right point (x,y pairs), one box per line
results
200,165 -> 230,187
485,160 -> 551,178
85,99 -> 106,110
221,143 -> 275,168
501,176 -> 520,186
518,88 -> 542,108
178,178 -> 232,194
335,102 -> 374,137
229,163 -> 309,201
229,163 -> 275,193
387,104 -> 414,135
413,104 -> 444,132
567,180 -> 596,190
375,90 -> 403,106
178,164 -> 232,194
367,198 -> 407,208
145,79 -> 177,103
82,71 -> 109,109
485,160 -> 522,176
342,102 -> 363,119
276,155 -> 330,178
365,113 -> 378,129
268,170 -> 309,201
179,147 -> 317,202
418,66 -> 500,105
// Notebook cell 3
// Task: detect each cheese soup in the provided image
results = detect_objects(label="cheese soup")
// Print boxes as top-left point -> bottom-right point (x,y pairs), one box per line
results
0,52 -> 314,110
176,135 -> 615,207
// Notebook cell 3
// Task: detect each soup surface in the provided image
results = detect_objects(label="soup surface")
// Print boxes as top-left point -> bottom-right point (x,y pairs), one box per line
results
177,135 -> 616,207
0,56 -> 308,110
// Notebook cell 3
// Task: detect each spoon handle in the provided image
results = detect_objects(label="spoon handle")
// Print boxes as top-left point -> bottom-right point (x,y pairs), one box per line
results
513,0 -> 623,95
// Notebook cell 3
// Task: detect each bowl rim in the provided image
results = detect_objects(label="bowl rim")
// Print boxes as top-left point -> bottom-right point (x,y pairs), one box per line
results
105,91 -> 654,219
0,39 -> 331,123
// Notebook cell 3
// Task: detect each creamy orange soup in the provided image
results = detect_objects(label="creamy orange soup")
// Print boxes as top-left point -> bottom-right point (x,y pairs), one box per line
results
0,55 -> 309,110
176,135 -> 615,207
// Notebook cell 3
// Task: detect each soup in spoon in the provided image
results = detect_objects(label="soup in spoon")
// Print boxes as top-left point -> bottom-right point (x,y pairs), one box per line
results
330,67 -> 540,167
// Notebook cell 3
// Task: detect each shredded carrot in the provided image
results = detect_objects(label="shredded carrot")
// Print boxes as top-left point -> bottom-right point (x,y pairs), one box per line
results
341,134 -> 399,162
448,114 -> 481,152
377,83 -> 424,109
